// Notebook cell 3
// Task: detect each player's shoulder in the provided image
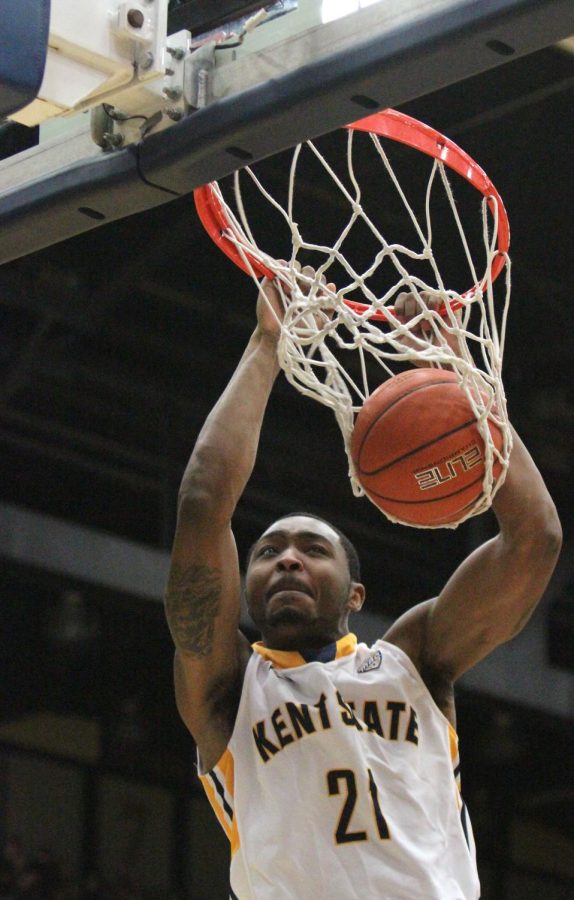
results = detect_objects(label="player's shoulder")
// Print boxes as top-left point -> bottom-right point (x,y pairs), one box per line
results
381,605 -> 457,723
382,598 -> 435,668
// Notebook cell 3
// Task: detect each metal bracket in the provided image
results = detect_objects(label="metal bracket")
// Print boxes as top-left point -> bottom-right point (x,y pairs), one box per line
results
184,42 -> 217,110
90,104 -> 120,150
161,29 -> 191,121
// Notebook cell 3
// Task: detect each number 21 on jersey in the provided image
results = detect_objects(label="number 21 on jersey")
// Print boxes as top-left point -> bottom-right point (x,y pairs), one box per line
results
327,768 -> 391,844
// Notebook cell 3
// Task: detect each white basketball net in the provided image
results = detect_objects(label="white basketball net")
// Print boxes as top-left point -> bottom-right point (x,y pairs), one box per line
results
207,125 -> 513,528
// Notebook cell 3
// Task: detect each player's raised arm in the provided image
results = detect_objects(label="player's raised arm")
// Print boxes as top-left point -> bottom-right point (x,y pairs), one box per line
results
164,278 -> 283,770
419,427 -> 561,676
384,292 -> 562,715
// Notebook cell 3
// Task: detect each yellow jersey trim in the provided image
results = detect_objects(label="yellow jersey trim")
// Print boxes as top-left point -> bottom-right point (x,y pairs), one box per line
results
199,749 -> 240,855
252,633 -> 358,669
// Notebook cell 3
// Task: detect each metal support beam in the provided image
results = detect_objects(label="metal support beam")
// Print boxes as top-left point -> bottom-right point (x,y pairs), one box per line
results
0,0 -> 572,263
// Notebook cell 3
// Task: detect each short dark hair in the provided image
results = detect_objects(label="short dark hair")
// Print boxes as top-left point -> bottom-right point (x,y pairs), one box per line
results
245,511 -> 361,583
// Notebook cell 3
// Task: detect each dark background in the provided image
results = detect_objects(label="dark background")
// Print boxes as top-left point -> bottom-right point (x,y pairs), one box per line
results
0,9 -> 573,899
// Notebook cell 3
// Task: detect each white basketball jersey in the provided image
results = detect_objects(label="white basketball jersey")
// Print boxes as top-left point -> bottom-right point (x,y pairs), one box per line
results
199,634 -> 480,900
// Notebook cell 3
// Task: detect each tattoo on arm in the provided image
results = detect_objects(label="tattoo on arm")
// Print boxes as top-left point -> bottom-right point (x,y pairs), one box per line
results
165,564 -> 222,657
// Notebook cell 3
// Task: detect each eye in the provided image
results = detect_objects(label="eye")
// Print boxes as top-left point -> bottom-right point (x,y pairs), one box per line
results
257,545 -> 278,558
307,544 -> 329,556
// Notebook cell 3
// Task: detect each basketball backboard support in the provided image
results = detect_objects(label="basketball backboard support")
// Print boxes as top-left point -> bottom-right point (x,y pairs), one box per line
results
0,0 -> 572,265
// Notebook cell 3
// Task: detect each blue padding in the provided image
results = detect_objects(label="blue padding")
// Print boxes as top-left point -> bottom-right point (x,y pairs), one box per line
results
0,0 -> 51,118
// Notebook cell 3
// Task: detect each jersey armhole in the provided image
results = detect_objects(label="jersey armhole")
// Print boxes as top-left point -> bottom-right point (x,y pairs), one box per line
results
376,638 -> 457,736
197,646 -> 257,776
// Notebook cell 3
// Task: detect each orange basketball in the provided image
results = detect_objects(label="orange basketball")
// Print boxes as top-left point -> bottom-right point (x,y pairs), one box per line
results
350,369 -> 503,527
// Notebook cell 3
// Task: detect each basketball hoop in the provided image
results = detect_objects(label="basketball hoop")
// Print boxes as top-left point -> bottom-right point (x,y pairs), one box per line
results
193,109 -> 513,528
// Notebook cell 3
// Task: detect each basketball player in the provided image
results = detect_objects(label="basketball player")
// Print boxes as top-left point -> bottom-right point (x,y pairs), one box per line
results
164,272 -> 561,899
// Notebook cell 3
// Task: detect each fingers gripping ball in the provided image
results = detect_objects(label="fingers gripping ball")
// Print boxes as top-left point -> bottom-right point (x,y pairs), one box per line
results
350,370 -> 503,527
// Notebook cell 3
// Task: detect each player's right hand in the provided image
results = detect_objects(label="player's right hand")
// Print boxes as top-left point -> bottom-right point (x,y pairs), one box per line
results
256,263 -> 336,340
256,275 -> 284,341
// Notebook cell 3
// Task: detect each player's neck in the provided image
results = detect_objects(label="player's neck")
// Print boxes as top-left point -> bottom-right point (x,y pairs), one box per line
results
260,628 -> 349,652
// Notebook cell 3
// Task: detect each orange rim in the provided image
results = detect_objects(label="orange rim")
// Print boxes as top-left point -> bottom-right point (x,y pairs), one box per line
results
193,109 -> 510,320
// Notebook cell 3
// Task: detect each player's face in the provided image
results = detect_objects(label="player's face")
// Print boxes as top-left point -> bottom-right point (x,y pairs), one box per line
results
245,516 -> 364,649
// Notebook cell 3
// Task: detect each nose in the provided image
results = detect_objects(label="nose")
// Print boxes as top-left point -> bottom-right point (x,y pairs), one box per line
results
276,549 -> 303,571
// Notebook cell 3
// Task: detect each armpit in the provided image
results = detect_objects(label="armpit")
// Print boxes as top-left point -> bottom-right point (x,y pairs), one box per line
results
198,660 -> 248,770
419,661 -> 456,724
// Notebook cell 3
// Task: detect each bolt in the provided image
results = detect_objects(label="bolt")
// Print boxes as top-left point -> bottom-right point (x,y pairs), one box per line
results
167,46 -> 185,61
127,8 -> 144,28
166,107 -> 183,121
103,132 -> 124,149
139,51 -> 154,70
163,86 -> 182,100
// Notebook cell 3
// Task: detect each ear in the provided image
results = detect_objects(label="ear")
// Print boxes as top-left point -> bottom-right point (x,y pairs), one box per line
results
347,582 -> 366,613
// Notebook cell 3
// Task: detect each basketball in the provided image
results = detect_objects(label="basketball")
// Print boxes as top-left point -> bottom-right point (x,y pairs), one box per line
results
350,369 -> 503,527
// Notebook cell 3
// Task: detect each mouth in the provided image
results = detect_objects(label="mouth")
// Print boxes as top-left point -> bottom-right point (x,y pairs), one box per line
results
265,577 -> 314,603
